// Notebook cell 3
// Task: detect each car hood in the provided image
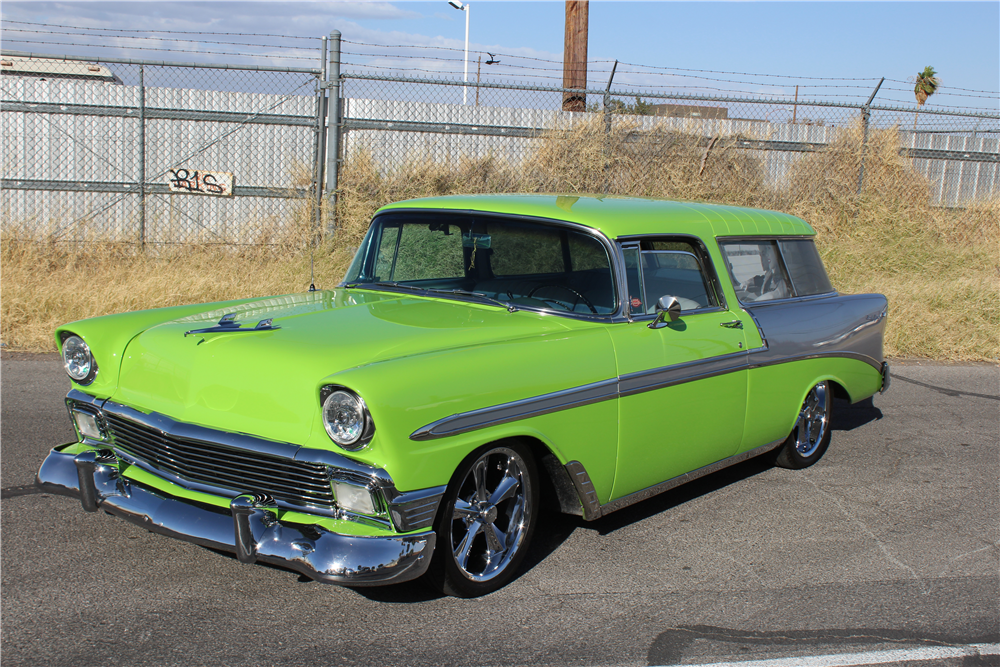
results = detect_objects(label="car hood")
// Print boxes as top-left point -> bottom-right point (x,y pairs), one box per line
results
113,289 -> 577,447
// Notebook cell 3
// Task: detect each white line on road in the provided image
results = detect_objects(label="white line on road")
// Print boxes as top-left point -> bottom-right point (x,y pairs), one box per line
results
652,643 -> 1000,667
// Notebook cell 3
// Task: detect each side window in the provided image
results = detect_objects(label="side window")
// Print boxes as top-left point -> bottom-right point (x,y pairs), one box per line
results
779,239 -> 835,296
719,241 -> 793,302
621,238 -> 721,315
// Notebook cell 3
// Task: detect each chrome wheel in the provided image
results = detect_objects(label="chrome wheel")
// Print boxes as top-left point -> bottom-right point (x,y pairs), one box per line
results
774,381 -> 834,470
791,382 -> 830,458
448,446 -> 533,583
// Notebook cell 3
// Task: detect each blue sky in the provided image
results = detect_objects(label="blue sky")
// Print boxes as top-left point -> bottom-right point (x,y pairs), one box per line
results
1,1 -> 997,111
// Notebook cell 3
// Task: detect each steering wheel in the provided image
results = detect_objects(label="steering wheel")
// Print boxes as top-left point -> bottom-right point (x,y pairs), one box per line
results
760,269 -> 776,295
527,284 -> 598,314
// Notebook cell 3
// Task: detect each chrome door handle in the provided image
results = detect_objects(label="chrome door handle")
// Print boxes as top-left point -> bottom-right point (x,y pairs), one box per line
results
720,320 -> 743,329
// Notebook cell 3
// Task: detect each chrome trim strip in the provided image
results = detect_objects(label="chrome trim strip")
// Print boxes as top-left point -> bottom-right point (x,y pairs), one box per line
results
618,350 -> 749,397
582,438 -> 786,520
36,447 -> 435,586
67,389 -> 104,407
747,349 -> 883,373
409,378 -> 620,441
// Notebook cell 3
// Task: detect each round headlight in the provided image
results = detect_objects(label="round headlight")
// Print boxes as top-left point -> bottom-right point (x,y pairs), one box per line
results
322,389 -> 373,450
62,335 -> 95,383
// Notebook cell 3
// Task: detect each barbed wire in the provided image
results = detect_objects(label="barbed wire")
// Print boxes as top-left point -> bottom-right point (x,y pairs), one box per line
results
2,27 -> 321,52
2,20 -> 319,40
1,38 -> 320,61
5,27 -> 997,110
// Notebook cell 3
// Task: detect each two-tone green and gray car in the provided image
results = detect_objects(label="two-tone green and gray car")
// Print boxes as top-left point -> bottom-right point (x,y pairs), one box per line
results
39,194 -> 889,597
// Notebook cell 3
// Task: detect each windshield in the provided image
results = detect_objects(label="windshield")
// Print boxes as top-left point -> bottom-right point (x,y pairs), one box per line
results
344,212 -> 617,316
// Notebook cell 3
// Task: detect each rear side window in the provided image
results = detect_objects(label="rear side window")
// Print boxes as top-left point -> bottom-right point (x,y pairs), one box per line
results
720,239 -> 833,303
779,239 -> 834,296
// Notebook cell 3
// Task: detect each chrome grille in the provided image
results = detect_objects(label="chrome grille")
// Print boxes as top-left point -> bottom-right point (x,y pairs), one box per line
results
104,413 -> 335,512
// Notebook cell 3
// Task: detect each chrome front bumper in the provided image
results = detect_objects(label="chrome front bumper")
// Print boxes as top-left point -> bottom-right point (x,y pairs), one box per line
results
36,445 -> 436,586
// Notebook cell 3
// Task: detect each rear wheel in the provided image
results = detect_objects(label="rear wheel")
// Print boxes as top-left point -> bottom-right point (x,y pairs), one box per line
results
774,381 -> 833,469
427,443 -> 538,597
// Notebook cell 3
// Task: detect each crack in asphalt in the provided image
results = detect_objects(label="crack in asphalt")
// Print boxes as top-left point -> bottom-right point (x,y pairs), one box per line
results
891,372 -> 1000,401
1,484 -> 44,499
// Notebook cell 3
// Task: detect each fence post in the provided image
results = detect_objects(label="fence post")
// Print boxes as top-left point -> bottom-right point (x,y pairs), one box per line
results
602,61 -> 618,192
138,64 -> 146,249
603,60 -> 617,137
856,77 -> 884,196
313,36 -> 328,251
324,30 -> 341,239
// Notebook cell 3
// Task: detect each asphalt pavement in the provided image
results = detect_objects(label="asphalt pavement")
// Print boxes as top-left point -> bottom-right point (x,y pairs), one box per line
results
1,355 -> 997,667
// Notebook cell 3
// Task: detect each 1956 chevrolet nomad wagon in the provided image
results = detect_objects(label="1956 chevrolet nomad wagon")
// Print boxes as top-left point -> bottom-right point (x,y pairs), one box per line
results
39,195 -> 889,597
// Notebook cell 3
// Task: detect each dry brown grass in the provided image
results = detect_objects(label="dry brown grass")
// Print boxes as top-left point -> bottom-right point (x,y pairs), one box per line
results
3,118 -> 997,360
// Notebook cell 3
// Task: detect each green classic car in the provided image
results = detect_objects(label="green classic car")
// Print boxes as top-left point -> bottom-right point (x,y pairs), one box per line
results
39,195 -> 889,597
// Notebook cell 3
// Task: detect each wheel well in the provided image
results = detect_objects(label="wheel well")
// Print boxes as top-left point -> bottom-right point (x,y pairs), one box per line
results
828,379 -> 850,401
484,436 -> 581,517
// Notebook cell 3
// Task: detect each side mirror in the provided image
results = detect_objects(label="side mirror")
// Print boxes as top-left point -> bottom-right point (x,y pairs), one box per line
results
648,296 -> 681,329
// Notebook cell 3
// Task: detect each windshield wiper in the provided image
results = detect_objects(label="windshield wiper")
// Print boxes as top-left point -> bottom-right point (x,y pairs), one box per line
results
432,289 -> 518,313
344,283 -> 517,312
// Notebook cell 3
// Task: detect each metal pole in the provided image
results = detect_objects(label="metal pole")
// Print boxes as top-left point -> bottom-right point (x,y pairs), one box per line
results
792,85 -> 798,125
313,36 -> 327,256
325,30 -> 341,238
475,54 -> 482,107
138,63 -> 146,249
856,77 -> 884,196
463,4 -> 470,105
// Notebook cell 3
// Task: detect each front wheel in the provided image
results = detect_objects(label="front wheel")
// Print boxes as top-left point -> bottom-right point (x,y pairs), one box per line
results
427,443 -> 538,597
774,381 -> 833,469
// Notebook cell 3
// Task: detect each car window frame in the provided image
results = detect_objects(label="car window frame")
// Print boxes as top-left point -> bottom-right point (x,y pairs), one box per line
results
614,234 -> 730,320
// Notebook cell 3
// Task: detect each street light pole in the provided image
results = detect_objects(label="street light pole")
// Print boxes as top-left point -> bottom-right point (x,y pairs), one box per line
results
449,0 -> 470,105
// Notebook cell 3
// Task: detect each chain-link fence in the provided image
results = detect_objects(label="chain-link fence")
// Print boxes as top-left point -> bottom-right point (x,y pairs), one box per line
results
2,52 -> 325,246
338,72 -> 999,211
3,35 -> 998,249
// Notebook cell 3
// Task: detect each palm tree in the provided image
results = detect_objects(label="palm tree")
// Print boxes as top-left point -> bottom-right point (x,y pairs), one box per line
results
913,66 -> 939,130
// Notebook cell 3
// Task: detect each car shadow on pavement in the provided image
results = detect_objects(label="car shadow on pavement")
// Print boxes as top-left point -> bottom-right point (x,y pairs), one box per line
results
833,396 -> 883,431
583,453 -> 777,537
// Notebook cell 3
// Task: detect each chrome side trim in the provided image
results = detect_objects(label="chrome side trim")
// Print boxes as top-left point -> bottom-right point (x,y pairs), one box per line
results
36,446 -> 436,586
748,350 -> 883,373
618,350 -> 749,397
574,438 -> 786,520
409,378 -> 620,441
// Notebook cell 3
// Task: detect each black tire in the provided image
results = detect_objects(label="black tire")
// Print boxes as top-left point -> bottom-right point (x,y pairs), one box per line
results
426,442 -> 538,597
774,381 -> 833,470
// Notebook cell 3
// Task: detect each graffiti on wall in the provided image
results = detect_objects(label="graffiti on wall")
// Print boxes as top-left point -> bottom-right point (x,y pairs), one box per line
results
167,169 -> 234,196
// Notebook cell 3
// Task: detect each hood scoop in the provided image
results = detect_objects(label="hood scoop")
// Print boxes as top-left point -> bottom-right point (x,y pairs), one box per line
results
184,313 -> 280,337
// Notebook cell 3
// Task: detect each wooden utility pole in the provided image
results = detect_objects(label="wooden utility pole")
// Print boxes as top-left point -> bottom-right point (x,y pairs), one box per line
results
562,0 -> 588,111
